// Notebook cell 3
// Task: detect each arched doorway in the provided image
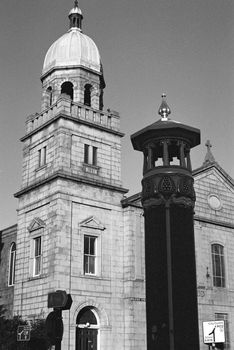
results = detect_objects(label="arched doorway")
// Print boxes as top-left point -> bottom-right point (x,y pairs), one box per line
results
76,307 -> 99,350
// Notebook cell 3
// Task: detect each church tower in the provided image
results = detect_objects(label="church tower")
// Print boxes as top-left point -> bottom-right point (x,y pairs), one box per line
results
14,2 -> 128,349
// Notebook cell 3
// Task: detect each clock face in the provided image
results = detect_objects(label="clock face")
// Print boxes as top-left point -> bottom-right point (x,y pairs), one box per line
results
207,195 -> 222,210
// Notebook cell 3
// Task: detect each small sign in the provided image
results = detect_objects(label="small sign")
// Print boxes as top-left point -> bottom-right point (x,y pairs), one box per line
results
203,321 -> 225,344
48,290 -> 72,310
17,326 -> 31,341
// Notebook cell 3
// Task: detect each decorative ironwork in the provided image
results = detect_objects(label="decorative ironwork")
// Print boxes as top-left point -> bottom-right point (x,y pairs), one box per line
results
142,172 -> 195,209
159,176 -> 176,194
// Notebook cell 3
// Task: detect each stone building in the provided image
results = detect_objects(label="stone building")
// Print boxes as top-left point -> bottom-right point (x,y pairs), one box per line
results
0,2 -> 234,350
194,146 -> 234,350
0,224 -> 17,318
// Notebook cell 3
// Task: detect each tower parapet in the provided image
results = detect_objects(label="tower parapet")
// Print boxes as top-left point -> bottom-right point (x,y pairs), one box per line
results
24,97 -> 121,137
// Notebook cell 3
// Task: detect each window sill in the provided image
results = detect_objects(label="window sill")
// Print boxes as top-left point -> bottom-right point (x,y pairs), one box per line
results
36,164 -> 47,172
28,273 -> 47,281
82,274 -> 103,280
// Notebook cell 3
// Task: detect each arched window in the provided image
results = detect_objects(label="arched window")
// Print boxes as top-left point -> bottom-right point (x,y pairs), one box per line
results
61,81 -> 74,100
8,242 -> 16,286
76,307 -> 99,350
211,244 -> 225,287
84,84 -> 92,107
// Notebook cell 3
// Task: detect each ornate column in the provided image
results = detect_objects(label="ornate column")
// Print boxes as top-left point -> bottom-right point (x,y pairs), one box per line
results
162,140 -> 169,166
131,95 -> 201,350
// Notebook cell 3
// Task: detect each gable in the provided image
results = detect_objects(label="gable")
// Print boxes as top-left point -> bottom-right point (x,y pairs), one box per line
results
79,216 -> 105,231
194,166 -> 234,226
28,217 -> 46,232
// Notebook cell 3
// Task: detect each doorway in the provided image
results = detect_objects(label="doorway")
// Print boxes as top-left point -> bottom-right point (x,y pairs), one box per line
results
76,307 -> 99,350
77,328 -> 98,350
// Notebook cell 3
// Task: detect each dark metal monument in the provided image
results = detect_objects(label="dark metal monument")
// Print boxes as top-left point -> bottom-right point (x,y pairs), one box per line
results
131,95 -> 200,349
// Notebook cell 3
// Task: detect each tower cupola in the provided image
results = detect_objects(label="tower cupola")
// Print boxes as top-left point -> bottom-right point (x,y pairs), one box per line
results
41,1 -> 105,111
69,0 -> 83,30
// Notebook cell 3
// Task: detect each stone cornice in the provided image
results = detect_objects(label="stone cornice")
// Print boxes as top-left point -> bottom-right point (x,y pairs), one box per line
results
41,64 -> 102,82
14,171 -> 128,198
194,215 -> 234,229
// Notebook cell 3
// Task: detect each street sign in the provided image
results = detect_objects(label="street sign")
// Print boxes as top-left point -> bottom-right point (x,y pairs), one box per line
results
203,321 -> 225,344
17,325 -> 31,341
48,290 -> 73,310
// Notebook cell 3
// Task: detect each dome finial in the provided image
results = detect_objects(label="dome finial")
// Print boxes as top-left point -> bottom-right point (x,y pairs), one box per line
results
158,93 -> 171,121
74,0 -> 78,7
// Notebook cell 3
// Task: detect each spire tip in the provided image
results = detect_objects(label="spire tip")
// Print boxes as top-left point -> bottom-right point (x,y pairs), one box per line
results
158,94 -> 171,121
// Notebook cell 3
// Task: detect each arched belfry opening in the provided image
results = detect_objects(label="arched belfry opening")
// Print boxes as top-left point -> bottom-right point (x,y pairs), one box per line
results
76,307 -> 99,350
61,81 -> 74,100
84,84 -> 92,107
46,86 -> 53,107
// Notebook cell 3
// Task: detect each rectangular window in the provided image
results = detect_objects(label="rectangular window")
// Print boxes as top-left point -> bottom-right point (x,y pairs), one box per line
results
92,147 -> 97,166
38,146 -> 47,167
84,144 -> 97,166
84,235 -> 96,275
215,313 -> 230,349
84,144 -> 89,164
34,237 -> 42,276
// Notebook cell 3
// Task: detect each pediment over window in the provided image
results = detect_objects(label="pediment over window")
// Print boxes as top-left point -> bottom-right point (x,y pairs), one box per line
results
28,217 -> 46,232
80,216 -> 105,231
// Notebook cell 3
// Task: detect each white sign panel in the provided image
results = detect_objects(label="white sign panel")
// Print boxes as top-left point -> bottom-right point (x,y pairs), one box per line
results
17,326 -> 31,341
203,321 -> 225,344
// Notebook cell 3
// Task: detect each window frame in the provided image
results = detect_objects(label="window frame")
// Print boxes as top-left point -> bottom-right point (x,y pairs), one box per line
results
38,146 -> 47,168
84,235 -> 97,275
33,236 -> 42,277
8,242 -> 16,286
83,144 -> 98,167
211,243 -> 225,288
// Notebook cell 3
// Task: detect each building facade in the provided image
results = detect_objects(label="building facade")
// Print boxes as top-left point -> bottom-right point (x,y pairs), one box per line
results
0,224 -> 17,318
0,2 -> 234,350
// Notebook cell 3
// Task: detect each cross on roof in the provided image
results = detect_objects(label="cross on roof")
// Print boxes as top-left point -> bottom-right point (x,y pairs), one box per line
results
205,140 -> 212,151
203,140 -> 215,166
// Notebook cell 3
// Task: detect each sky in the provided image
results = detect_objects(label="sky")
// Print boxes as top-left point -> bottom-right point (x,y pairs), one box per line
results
0,0 -> 234,228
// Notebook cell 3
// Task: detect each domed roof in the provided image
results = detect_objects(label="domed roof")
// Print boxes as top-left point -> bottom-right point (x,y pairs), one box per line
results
42,2 -> 102,77
42,28 -> 101,76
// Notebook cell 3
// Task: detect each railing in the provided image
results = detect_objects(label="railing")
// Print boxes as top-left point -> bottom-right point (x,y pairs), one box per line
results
25,97 -> 120,134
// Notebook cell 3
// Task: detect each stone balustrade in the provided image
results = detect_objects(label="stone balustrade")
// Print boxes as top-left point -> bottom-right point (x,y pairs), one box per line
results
25,97 -> 120,134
